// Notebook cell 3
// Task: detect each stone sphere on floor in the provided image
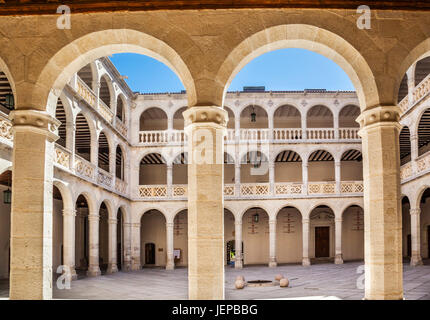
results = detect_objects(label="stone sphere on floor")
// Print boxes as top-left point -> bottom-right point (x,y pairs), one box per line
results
235,279 -> 245,289
236,275 -> 245,281
275,274 -> 284,281
280,278 -> 289,287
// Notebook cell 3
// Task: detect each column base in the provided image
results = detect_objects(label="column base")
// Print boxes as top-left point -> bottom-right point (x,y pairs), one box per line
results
87,266 -> 101,277
106,264 -> 118,274
334,254 -> 344,264
410,255 -> 423,267
70,267 -> 78,281
235,259 -> 243,269
166,262 -> 175,270
122,262 -> 132,272
131,263 -> 141,271
269,261 -> 277,268
302,258 -> 311,266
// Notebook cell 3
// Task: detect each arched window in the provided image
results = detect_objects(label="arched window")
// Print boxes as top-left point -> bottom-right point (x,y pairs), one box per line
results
77,64 -> 93,89
140,107 -> 168,131
418,109 -> 430,156
339,105 -> 360,128
274,150 -> 302,183
75,113 -> 92,161
308,150 -> 334,181
240,105 -> 268,129
415,56 -> 430,87
307,105 -> 333,128
399,127 -> 411,165
341,150 -> 363,181
98,131 -> 110,172
173,107 -> 187,130
116,95 -> 125,122
115,145 -> 124,180
273,105 -> 301,128
139,153 -> 166,185
99,75 -> 112,108
55,98 -> 67,147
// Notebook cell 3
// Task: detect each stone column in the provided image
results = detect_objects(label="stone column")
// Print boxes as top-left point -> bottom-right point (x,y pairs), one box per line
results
406,65 -> 415,106
302,160 -> 309,195
122,221 -> 132,271
235,163 -> 241,196
301,113 -> 307,140
107,218 -> 118,274
268,218 -> 277,267
87,212 -> 101,277
9,109 -> 60,300
334,112 -> 340,139
109,143 -> 116,176
302,218 -> 310,266
269,162 -> 275,196
357,106 -> 403,300
410,208 -> 423,266
335,217 -> 344,264
335,160 -> 341,194
92,80 -> 101,109
130,222 -> 141,270
167,164 -> 173,197
410,134 -> 419,174
66,121 -> 76,169
183,106 -> 228,300
234,220 -> 243,269
166,221 -> 175,270
63,208 -> 77,281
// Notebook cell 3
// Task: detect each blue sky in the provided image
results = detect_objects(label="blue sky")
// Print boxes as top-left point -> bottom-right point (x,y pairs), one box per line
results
110,48 -> 355,93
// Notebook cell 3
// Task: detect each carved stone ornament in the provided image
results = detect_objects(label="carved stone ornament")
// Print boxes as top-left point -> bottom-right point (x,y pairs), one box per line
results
9,109 -> 61,142
183,106 -> 228,127
356,106 -> 401,129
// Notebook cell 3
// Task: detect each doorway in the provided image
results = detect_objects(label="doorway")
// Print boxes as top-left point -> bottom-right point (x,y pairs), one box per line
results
315,227 -> 330,258
145,243 -> 155,265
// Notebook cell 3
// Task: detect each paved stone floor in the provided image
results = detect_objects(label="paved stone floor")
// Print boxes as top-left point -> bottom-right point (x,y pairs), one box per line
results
1,261 -> 430,300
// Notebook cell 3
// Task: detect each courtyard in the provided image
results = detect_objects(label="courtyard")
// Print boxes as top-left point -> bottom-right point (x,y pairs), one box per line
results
1,261 -> 428,300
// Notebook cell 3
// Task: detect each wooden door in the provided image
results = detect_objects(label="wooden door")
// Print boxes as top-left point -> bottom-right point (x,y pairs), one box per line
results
145,243 -> 155,265
315,227 -> 330,258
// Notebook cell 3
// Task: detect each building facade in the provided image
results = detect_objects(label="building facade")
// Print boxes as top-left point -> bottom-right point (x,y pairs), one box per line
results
1,54 -> 430,291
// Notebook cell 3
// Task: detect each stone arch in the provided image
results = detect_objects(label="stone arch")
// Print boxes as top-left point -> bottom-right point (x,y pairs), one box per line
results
97,130 -> 112,171
240,105 -> 268,129
139,152 -> 167,185
307,150 -> 335,182
223,106 -> 235,129
238,204 -> 271,221
339,104 -> 360,128
399,126 -> 412,165
53,180 -> 73,210
417,108 -> 430,156
273,150 -> 302,183
30,29 -> 196,114
273,104 -> 301,128
116,93 -> 127,122
99,198 -> 115,220
75,112 -> 96,162
139,107 -> 168,131
307,104 -> 334,128
216,24 -> 378,109
340,149 -> 363,181
74,192 -> 96,214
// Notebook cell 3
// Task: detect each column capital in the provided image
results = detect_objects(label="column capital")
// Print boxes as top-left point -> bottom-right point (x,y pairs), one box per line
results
269,219 -> 276,225
62,208 -> 76,217
335,218 -> 343,223
10,109 -> 62,142
88,214 -> 100,221
302,218 -> 310,224
166,222 -> 174,228
108,218 -> 118,225
410,208 -> 421,215
356,106 -> 401,133
235,221 -> 242,226
183,106 -> 228,127
132,222 -> 141,228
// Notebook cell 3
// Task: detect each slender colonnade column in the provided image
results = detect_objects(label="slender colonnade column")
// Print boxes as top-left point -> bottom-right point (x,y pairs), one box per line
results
87,212 -> 101,277
130,222 -> 141,270
410,208 -> 423,266
334,217 -> 344,264
335,160 -> 341,194
9,110 -> 61,300
268,218 -> 277,267
63,208 -> 78,280
357,106 -> 403,300
122,221 -> 132,271
107,218 -> 118,274
234,220 -> 243,269
166,221 -> 175,270
183,106 -> 228,300
302,217 -> 311,266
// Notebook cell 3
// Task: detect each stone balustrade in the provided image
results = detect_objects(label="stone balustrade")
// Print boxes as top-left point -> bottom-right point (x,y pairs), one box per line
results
137,181 -> 364,200
137,127 -> 360,146
413,72 -> 430,105
97,168 -> 113,188
0,112 -> 13,143
77,76 -> 97,108
74,155 -> 96,181
115,178 -> 127,195
400,151 -> 430,182
115,117 -> 128,137
54,145 -> 71,169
